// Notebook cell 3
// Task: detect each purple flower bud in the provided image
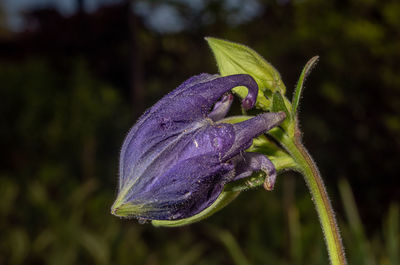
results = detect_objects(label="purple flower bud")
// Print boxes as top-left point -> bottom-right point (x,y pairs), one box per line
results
111,73 -> 285,221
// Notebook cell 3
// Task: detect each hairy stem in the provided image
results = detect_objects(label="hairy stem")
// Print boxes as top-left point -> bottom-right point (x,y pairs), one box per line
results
281,131 -> 347,265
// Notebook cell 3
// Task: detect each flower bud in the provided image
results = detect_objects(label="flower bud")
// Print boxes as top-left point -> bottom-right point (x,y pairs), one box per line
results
111,73 -> 285,221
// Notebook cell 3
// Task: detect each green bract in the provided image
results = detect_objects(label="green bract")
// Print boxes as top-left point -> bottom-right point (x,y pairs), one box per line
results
206,37 -> 287,110
206,37 -> 286,94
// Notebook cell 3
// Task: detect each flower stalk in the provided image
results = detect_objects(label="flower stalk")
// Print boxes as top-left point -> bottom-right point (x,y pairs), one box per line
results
281,130 -> 347,265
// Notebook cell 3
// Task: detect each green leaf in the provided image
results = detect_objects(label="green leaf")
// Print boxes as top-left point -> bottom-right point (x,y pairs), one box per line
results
206,37 -> 286,110
385,204 -> 399,265
214,229 -> 251,265
292,56 -> 319,115
272,92 -> 290,118
271,91 -> 294,134
338,178 -> 376,265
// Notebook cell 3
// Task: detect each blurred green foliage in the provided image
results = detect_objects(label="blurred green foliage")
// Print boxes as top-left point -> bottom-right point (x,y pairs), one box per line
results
1,0 -> 400,264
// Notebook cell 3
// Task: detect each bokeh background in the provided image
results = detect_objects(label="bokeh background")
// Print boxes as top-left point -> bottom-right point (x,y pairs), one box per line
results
1,0 -> 399,264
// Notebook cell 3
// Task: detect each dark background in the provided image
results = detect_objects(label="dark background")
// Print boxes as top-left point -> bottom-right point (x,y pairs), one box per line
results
1,0 -> 399,264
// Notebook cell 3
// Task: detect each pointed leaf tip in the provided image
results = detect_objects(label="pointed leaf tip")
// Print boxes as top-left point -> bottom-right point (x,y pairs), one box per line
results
292,56 -> 319,115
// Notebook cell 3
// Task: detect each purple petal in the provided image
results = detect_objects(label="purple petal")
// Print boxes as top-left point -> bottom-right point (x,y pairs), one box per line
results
125,155 -> 234,220
223,112 -> 286,160
231,152 -> 277,190
208,93 -> 234,121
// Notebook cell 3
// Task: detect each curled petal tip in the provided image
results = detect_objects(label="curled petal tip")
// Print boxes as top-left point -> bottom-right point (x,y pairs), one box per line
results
241,75 -> 258,109
263,172 -> 276,191
263,177 -> 275,191
260,159 -> 276,191
277,111 -> 286,120
269,111 -> 287,126
242,97 -> 255,110
275,111 -> 287,125
225,93 -> 234,101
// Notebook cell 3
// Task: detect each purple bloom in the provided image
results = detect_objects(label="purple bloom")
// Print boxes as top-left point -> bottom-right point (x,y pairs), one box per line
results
111,74 -> 285,221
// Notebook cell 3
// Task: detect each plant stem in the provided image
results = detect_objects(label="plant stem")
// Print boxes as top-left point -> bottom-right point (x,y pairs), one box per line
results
281,131 -> 347,265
